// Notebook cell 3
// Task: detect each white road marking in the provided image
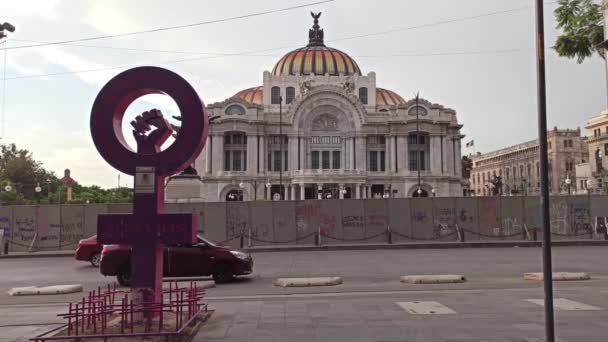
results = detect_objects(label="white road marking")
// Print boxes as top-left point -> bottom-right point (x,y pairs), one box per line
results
526,298 -> 602,311
396,301 -> 457,314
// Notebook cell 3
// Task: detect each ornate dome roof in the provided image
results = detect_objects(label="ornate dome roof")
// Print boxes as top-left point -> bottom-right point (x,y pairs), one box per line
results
376,88 -> 406,106
271,13 -> 361,77
233,86 -> 263,105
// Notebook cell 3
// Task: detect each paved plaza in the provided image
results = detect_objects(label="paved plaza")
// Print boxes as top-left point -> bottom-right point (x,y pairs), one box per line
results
1,246 -> 607,341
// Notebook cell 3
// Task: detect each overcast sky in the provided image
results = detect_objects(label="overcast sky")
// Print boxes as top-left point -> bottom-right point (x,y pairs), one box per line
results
1,0 -> 606,188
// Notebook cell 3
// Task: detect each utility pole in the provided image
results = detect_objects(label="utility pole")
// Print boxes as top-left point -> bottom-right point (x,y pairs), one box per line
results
0,22 -> 16,140
279,95 -> 283,200
415,92 -> 421,195
534,1 -> 555,341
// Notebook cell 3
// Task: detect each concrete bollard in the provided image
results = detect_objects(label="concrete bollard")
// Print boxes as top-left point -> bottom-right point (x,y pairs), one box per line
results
532,229 -> 537,241
459,229 -> 465,243
3,241 -> 8,255
387,225 -> 392,244
239,235 -> 244,249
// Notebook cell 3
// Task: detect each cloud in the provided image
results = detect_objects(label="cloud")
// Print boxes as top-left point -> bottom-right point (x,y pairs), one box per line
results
84,2 -> 140,36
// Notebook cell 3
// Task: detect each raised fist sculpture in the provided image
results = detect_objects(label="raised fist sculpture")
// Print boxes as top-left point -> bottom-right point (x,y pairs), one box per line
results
130,109 -> 173,154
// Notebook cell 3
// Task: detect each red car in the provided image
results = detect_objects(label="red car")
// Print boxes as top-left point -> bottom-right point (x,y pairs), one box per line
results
75,235 -> 103,267
99,236 -> 253,286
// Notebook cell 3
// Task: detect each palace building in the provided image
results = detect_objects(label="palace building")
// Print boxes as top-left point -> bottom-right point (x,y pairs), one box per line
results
166,13 -> 465,202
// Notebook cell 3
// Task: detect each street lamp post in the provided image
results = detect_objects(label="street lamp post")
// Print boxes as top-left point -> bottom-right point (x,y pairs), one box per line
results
265,181 -> 271,200
564,176 -> 572,195
35,183 -> 42,204
431,188 -> 436,197
415,92 -> 421,194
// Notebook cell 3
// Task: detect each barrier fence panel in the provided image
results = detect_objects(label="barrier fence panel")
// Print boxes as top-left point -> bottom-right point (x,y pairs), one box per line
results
500,196 -> 526,241
84,204 -> 107,239
566,196 -> 593,239
59,204 -> 86,250
410,198 -> 434,240
387,198 -> 412,242
272,201 -> 297,245
478,196 -> 503,240
341,199 -> 365,243
455,197 -> 480,241
524,196 -> 541,239
589,195 -> 608,237
249,201 -> 274,247
202,202 -> 226,245
225,202 -> 249,249
364,199 -> 389,243
0,206 -> 11,251
432,197 -> 459,241
294,200 -> 320,245
174,203 -> 205,236
107,203 -> 132,213
318,199 -> 342,244
548,196 -> 569,240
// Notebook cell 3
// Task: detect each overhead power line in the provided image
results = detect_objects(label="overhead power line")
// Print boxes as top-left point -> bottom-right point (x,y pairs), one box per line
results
3,0 -> 334,51
2,1 -> 558,81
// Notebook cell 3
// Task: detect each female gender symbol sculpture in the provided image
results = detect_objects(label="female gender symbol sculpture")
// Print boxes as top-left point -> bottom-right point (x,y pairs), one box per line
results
90,66 -> 208,317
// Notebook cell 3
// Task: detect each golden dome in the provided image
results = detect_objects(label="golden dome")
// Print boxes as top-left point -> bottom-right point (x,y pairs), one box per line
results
271,12 -> 361,77
376,88 -> 406,106
233,86 -> 263,105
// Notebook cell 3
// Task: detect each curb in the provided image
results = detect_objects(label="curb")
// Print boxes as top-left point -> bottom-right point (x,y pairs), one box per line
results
400,275 -> 467,284
244,240 -> 608,253
523,272 -> 591,281
274,277 -> 343,287
0,251 -> 74,259
7,284 -> 84,296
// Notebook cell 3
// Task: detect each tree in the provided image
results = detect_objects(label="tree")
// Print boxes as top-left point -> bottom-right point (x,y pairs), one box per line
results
554,0 -> 605,63
461,156 -> 473,179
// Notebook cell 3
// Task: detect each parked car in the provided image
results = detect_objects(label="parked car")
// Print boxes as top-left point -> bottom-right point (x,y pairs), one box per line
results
99,236 -> 253,286
75,235 -> 103,267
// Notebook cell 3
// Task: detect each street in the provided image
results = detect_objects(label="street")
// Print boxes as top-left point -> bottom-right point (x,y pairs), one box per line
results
1,246 -> 608,341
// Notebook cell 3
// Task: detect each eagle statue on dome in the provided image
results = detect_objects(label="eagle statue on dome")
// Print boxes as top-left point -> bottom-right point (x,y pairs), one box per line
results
308,12 -> 324,47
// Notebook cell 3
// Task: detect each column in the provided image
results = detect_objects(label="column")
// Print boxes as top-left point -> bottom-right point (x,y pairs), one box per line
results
397,136 -> 407,173
455,139 -> 462,177
339,184 -> 345,199
385,135 -> 392,174
442,135 -> 449,175
317,184 -> 323,200
446,137 -> 455,175
355,184 -> 361,199
430,135 -> 441,174
284,185 -> 289,200
204,136 -> 211,174
265,184 -> 270,200
355,136 -> 366,170
300,184 -> 306,200
290,185 -> 296,200
247,134 -> 258,175
259,135 -> 266,173
299,137 -> 307,170
212,134 -> 224,175
288,137 -> 298,171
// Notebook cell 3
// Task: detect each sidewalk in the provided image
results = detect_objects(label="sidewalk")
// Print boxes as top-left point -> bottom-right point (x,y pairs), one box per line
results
1,240 -> 607,259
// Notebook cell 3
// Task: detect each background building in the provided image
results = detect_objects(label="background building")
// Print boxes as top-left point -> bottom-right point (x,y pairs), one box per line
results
470,127 -> 588,196
582,110 -> 608,193
166,14 -> 465,202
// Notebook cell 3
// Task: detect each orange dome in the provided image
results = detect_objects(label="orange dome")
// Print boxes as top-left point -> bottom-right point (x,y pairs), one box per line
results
376,88 -> 406,106
272,46 -> 361,76
233,86 -> 263,105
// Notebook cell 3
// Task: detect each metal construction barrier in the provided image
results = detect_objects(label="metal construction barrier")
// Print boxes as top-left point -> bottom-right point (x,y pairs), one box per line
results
1,196 -> 608,253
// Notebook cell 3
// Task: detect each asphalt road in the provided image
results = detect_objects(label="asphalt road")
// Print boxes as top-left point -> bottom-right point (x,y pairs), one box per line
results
1,246 -> 607,341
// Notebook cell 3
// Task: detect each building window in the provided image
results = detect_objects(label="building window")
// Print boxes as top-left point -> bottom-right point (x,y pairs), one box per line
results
370,151 -> 378,171
271,86 -> 281,104
322,151 -> 330,169
286,87 -> 295,104
224,132 -> 247,171
527,164 -> 531,177
312,151 -> 320,169
408,106 -> 428,116
225,104 -> 245,115
359,87 -> 368,105
332,151 -> 341,169
520,165 -> 524,178
513,166 -> 517,179
273,151 -> 282,171
407,133 -> 430,171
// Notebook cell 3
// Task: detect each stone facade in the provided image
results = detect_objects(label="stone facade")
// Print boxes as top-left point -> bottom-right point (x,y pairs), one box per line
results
166,14 -> 465,202
470,127 -> 588,196
582,110 -> 608,193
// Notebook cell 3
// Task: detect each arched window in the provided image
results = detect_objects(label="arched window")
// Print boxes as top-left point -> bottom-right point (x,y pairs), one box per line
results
408,105 -> 428,116
358,87 -> 368,105
225,104 -> 245,115
286,87 -> 295,104
271,86 -> 281,104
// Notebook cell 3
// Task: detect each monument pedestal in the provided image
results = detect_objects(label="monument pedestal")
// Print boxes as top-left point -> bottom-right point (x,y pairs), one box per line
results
166,175 -> 205,202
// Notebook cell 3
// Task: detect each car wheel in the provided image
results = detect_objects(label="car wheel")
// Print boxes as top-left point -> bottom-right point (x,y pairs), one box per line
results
116,266 -> 131,287
212,263 -> 234,284
90,253 -> 101,268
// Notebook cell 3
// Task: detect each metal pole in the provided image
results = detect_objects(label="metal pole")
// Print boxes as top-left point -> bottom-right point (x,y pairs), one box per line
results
534,1 -> 555,341
415,92 -> 421,193
279,95 -> 283,200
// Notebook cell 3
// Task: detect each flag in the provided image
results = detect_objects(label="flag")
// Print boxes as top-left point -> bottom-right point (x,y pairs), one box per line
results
465,140 -> 474,148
